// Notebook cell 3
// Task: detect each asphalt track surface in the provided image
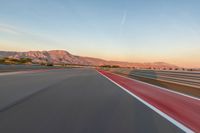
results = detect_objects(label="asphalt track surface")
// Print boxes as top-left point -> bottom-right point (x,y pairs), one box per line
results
0,68 -> 184,133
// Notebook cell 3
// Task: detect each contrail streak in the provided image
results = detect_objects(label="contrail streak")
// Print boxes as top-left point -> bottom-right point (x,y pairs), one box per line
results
121,11 -> 127,25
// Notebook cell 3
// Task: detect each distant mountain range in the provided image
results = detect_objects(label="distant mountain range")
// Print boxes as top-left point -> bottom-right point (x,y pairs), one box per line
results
0,50 -> 179,69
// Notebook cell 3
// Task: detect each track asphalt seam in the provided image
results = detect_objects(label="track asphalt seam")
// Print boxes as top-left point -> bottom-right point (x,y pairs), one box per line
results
0,76 -> 75,113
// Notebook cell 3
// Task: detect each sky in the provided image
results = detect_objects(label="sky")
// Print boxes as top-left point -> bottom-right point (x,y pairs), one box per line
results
0,0 -> 200,68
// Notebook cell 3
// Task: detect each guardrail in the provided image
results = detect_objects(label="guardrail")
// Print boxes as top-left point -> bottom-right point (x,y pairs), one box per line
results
130,70 -> 200,88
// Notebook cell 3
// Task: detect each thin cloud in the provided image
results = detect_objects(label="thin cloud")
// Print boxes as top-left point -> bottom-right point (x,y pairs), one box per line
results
0,23 -> 63,48
0,24 -> 23,35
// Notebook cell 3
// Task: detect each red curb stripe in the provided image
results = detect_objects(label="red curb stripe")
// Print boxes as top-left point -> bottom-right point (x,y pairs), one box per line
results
98,70 -> 200,132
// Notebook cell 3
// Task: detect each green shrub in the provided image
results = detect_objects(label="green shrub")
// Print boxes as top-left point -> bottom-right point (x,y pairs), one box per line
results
46,63 -> 53,66
19,58 -> 32,63
0,58 -> 5,63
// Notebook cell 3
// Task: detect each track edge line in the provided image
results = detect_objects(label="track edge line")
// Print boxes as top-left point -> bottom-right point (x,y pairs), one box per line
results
96,70 -> 194,133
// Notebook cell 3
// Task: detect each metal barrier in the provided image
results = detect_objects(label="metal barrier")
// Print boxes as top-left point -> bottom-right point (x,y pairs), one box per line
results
130,70 -> 200,88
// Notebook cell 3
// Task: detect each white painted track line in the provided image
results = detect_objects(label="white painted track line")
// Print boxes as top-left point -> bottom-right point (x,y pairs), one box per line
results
97,70 -> 194,133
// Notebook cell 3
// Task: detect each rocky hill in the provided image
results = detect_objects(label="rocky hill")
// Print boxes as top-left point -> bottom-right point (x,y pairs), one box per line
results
0,50 -> 178,69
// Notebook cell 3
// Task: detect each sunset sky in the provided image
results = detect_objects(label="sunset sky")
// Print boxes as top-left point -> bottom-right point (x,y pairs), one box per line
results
0,0 -> 200,68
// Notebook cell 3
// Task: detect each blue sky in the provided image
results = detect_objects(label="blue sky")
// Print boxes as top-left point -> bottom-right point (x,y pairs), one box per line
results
0,0 -> 200,67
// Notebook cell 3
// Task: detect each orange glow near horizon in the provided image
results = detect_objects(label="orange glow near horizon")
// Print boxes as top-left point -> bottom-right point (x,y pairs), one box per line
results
0,41 -> 200,68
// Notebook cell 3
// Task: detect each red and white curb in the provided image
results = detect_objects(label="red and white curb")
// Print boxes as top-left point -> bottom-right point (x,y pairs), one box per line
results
97,70 -> 200,133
